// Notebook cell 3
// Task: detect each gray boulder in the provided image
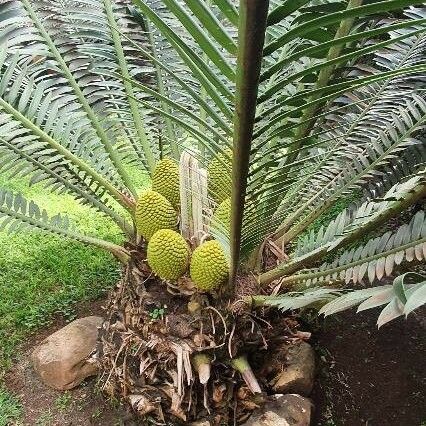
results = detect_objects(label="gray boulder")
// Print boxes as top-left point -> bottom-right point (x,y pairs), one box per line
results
269,341 -> 316,396
244,394 -> 313,426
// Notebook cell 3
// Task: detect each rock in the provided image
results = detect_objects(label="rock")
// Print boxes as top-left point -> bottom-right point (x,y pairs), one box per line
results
31,316 -> 103,390
189,421 -> 211,426
267,341 -> 315,396
244,394 -> 313,426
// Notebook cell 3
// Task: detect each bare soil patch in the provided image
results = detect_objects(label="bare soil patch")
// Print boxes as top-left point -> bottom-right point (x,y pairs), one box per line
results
5,298 -> 138,426
310,308 -> 426,426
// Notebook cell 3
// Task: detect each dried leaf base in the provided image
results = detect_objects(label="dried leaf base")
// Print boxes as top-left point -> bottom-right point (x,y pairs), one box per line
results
98,246 -> 300,425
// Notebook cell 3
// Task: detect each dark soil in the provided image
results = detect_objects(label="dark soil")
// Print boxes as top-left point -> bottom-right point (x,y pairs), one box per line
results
4,298 -> 138,426
310,307 -> 426,426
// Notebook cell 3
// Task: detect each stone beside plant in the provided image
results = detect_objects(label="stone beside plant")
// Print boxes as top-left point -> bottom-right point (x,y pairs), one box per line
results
31,316 -> 102,391
31,316 -> 316,425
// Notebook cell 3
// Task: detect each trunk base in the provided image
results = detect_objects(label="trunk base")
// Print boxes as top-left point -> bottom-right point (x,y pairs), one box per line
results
98,245 -> 302,425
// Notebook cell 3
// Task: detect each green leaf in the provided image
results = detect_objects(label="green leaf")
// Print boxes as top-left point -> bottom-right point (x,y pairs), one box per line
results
377,297 -> 404,328
180,0 -> 237,55
404,282 -> 426,315
356,287 -> 395,312
210,0 -> 238,26
260,27 -> 426,103
161,0 -> 235,80
132,0 -> 234,100
267,0 -> 311,26
264,0 -> 426,56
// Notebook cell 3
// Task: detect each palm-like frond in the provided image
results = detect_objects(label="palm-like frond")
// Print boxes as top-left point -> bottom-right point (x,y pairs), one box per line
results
0,56 -> 134,210
260,171 -> 426,284
130,0 -> 236,150
0,0 -> 151,195
0,137 -> 133,236
55,0 -> 159,171
129,0 -> 425,278
255,272 -> 426,327
270,27 -> 426,246
282,209 -> 426,288
0,188 -> 129,260
319,272 -> 426,326
274,93 -> 426,246
0,0 -> 424,286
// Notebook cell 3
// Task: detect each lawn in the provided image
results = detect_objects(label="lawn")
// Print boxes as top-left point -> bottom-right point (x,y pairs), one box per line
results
0,170 -> 148,425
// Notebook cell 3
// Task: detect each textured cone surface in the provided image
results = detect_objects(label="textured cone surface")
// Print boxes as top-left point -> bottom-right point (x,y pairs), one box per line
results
208,148 -> 232,203
152,158 -> 180,208
147,229 -> 189,280
211,197 -> 231,236
135,191 -> 177,240
190,240 -> 229,291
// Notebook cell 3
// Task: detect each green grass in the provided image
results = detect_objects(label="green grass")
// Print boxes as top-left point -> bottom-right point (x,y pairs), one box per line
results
0,166 -> 150,422
0,173 -> 129,368
54,391 -> 73,412
0,387 -> 22,426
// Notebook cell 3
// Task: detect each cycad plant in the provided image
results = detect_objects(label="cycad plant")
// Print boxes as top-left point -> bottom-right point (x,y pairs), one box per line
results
1,0 -> 425,423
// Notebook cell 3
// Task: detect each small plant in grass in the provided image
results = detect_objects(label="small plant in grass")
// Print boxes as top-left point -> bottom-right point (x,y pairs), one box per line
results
0,0 -> 425,423
0,388 -> 22,426
35,411 -> 53,426
54,391 -> 73,412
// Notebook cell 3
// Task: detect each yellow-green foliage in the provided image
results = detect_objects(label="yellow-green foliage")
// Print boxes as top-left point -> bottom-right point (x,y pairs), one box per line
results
135,190 -> 177,240
147,229 -> 189,280
211,197 -> 231,236
208,148 -> 232,203
152,158 -> 180,208
190,240 -> 229,291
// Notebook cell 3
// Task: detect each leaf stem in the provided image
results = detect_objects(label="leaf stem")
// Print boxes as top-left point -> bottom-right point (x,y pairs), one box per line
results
192,354 -> 211,384
231,356 -> 262,393
0,97 -> 134,212
284,236 -> 426,289
229,0 -> 269,286
259,181 -> 426,285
